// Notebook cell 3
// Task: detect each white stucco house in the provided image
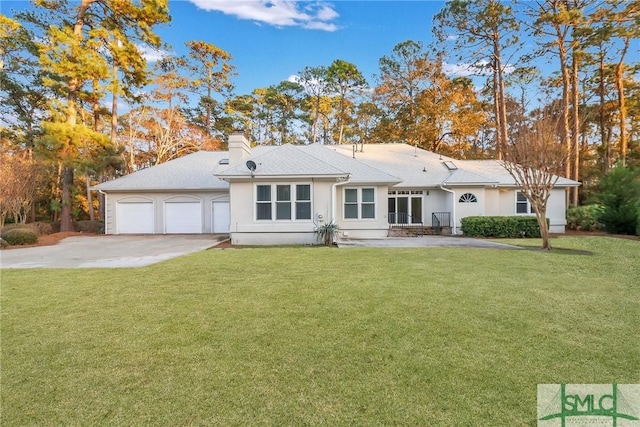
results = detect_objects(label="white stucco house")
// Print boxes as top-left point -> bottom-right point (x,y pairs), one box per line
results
94,132 -> 580,245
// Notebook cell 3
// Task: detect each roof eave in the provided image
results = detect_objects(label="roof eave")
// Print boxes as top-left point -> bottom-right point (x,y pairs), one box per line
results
216,173 -> 349,180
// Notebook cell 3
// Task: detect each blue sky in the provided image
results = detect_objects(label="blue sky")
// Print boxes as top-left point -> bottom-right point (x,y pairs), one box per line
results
2,0 -> 446,95
159,0 -> 446,95
3,0 -> 638,99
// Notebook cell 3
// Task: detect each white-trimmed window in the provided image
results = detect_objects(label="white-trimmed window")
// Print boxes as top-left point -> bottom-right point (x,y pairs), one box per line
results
295,184 -> 312,220
344,188 -> 376,220
516,191 -> 533,214
459,193 -> 478,203
256,184 -> 312,221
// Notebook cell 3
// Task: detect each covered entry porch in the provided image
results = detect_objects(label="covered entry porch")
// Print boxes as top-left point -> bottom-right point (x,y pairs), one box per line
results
387,188 -> 452,235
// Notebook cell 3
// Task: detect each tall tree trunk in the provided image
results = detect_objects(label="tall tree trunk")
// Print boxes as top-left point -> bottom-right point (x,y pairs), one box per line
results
98,172 -> 105,221
111,61 -> 119,149
615,37 -> 629,167
598,48 -> 609,174
60,167 -> 74,232
60,0 -> 93,232
492,64 -> 503,160
570,52 -> 580,206
495,39 -> 509,161
85,173 -> 95,221
558,43 -> 572,207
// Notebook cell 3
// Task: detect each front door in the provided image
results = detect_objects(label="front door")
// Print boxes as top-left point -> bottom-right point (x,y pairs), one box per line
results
411,197 -> 422,223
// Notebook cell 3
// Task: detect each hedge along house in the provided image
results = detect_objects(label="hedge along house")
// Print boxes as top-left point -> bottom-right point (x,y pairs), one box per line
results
95,132 -> 580,244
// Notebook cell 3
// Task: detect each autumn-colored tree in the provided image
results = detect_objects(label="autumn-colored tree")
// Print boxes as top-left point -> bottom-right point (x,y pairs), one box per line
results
503,115 -> 569,250
375,40 -> 437,146
182,41 -> 235,144
120,57 -> 219,166
0,152 -> 43,228
374,41 -> 487,155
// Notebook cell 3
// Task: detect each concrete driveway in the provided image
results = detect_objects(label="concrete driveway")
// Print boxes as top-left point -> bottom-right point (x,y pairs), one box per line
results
337,236 -> 520,249
1,235 -> 226,269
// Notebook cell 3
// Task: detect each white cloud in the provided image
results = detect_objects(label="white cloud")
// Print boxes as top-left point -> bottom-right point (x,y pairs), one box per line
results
188,0 -> 339,31
137,44 -> 171,63
443,60 -> 515,77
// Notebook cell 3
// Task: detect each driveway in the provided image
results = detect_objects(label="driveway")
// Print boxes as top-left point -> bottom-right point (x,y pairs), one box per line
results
337,236 -> 520,249
1,235 -> 226,269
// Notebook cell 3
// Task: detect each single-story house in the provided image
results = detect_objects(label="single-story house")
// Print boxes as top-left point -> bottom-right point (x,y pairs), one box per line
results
94,132 -> 580,245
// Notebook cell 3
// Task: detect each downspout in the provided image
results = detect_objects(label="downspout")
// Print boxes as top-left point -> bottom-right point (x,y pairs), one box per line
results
439,184 -> 457,235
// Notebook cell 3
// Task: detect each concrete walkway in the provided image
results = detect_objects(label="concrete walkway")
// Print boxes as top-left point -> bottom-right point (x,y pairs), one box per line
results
1,235 -> 226,269
337,236 -> 520,249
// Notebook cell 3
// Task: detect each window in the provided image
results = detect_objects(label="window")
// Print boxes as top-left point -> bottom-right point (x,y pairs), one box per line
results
295,185 -> 311,220
361,188 -> 375,218
516,191 -> 532,214
256,184 -> 312,221
459,193 -> 478,203
256,185 -> 272,220
344,189 -> 358,219
276,185 -> 291,220
344,188 -> 376,220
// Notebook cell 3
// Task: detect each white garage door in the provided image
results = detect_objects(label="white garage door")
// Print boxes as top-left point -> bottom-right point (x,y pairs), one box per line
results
116,202 -> 154,234
212,201 -> 230,233
165,202 -> 202,234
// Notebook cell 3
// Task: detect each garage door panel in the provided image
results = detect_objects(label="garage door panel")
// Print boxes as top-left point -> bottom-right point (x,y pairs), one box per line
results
165,202 -> 202,234
117,202 -> 154,234
212,201 -> 230,233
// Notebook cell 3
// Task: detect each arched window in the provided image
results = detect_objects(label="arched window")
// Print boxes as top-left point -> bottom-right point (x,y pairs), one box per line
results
458,193 -> 478,203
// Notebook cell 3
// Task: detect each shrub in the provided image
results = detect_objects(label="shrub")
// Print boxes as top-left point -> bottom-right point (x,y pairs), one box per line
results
315,222 -> 339,245
460,216 -> 542,238
595,165 -> 640,235
566,205 -> 604,231
1,222 -> 52,236
76,220 -> 104,234
1,228 -> 38,245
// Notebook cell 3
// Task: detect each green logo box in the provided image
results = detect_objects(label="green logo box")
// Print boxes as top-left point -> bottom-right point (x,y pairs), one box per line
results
538,384 -> 640,426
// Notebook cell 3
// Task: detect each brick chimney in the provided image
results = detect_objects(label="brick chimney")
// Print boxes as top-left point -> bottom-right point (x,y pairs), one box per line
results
228,131 -> 251,165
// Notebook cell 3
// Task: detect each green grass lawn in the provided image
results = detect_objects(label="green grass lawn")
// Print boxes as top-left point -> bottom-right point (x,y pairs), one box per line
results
1,236 -> 638,426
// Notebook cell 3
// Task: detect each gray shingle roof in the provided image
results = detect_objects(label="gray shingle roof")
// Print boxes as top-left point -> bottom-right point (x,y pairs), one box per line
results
217,144 -> 347,178
93,151 -> 230,191
323,143 -> 579,187
94,143 -> 580,193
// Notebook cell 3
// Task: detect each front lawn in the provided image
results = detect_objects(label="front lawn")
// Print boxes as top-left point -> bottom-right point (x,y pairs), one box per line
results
1,236 -> 638,425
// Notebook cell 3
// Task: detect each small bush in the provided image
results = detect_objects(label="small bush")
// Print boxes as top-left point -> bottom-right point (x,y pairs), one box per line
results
460,216 -> 542,238
1,228 -> 38,245
315,222 -> 339,245
1,222 -> 52,236
566,205 -> 604,231
0,238 -> 8,249
76,220 -> 104,234
33,222 -> 53,235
